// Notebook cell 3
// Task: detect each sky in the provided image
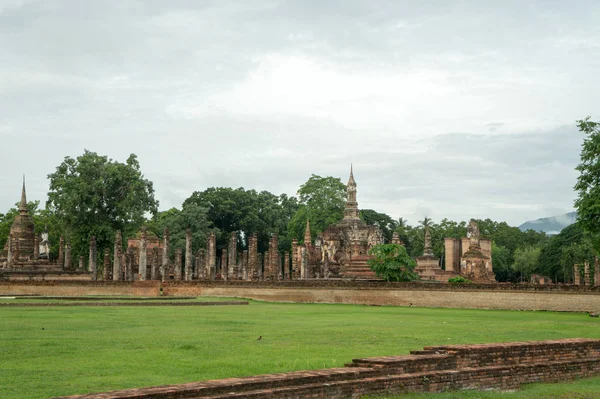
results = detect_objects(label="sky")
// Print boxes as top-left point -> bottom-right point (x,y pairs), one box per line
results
1,0 -> 599,227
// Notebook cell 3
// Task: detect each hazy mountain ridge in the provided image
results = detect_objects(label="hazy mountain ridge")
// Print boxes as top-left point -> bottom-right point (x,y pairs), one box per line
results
518,212 -> 577,234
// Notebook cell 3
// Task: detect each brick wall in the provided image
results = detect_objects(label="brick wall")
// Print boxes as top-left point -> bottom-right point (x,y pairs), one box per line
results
2,280 -> 600,311
163,282 -> 600,312
57,339 -> 600,399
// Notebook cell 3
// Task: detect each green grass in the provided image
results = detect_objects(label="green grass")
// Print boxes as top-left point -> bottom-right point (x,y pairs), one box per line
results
1,299 -> 599,399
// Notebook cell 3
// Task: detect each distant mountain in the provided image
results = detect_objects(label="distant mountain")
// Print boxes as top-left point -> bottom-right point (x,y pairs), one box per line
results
518,212 -> 577,235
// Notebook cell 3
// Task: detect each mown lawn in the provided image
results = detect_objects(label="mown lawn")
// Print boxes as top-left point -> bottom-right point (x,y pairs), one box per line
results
1,299 -> 599,399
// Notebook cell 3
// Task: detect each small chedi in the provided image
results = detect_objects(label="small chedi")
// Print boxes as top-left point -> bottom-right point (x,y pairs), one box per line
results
444,220 -> 495,282
0,179 -> 64,272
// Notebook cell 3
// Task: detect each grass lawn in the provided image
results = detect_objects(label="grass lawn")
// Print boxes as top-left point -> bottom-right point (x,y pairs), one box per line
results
1,299 -> 599,399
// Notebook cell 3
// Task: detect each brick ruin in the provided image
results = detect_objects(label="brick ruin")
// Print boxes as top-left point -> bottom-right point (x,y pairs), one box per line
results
0,179 -> 71,273
442,219 -> 495,282
2,171 -> 502,283
57,338 -> 600,399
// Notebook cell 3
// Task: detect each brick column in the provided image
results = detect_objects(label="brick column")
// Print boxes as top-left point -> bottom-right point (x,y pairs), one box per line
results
139,228 -> 147,281
221,249 -> 228,280
103,248 -> 111,280
229,231 -> 237,279
574,264 -> 581,285
174,248 -> 183,281
113,230 -> 122,281
89,236 -> 98,280
185,229 -> 193,281
161,228 -> 170,282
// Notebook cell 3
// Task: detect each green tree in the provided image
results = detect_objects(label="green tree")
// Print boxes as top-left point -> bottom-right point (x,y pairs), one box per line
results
147,204 -> 212,257
492,242 -> 514,282
360,209 -> 397,242
512,246 -> 542,282
287,175 -> 346,243
367,243 -> 419,282
574,116 -> 600,234
183,187 -> 298,252
46,150 -> 158,260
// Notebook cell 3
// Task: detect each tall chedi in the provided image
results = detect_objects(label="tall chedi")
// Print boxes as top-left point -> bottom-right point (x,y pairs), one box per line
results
342,164 -> 360,223
5,176 -> 36,260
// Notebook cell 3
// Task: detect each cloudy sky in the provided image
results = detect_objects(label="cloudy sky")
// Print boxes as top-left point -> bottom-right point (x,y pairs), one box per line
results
1,0 -> 598,226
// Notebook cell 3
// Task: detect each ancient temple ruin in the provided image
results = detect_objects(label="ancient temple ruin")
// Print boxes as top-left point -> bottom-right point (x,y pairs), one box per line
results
444,220 -> 495,283
0,179 -> 65,273
296,166 -> 384,279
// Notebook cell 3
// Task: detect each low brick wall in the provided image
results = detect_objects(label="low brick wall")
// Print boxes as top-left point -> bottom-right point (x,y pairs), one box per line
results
2,280 -> 600,311
56,338 -> 600,399
163,282 -> 600,312
0,281 -> 160,297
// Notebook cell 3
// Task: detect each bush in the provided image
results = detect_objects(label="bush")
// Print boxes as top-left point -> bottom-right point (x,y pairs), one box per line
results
447,276 -> 473,284
367,244 -> 419,282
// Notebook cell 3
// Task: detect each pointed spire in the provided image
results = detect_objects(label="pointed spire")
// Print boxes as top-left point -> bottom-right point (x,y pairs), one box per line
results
19,175 -> 28,215
348,164 -> 356,186
303,219 -> 312,245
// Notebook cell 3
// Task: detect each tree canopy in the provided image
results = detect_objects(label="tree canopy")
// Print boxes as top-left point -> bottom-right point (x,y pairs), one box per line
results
574,116 -> 600,235
46,150 -> 158,259
287,174 -> 346,244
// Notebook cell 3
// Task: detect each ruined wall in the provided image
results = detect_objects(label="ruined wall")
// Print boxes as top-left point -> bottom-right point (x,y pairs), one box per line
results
3,281 -> 600,312
162,281 -> 600,312
57,339 -> 600,399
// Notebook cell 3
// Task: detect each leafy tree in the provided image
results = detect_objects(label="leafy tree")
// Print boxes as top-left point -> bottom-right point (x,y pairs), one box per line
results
360,209 -> 397,242
46,150 -> 158,260
538,223 -> 595,282
147,204 -> 212,257
367,243 -> 419,282
183,187 -> 298,252
287,175 -> 346,243
492,242 -> 514,282
512,246 -> 542,282
574,116 -> 600,235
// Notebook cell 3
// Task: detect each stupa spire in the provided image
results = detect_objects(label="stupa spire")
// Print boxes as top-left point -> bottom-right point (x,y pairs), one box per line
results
19,175 -> 28,215
343,164 -> 360,221
303,219 -> 312,245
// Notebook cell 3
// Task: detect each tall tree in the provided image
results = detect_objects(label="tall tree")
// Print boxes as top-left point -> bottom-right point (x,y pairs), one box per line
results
183,187 -> 298,252
574,116 -> 600,235
46,150 -> 158,260
287,175 -> 346,243
512,246 -> 542,282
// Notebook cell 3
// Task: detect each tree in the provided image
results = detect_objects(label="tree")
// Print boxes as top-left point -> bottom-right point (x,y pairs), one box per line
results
183,187 -> 298,252
367,243 -> 419,282
512,246 -> 541,282
287,175 -> 346,243
360,209 -> 397,242
574,116 -> 600,235
147,204 -> 212,257
492,242 -> 514,282
46,150 -> 158,260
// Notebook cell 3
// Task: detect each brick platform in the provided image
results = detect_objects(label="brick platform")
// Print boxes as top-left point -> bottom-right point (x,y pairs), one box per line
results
56,338 -> 600,399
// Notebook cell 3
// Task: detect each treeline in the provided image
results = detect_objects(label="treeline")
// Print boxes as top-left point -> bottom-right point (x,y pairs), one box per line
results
0,150 -> 589,283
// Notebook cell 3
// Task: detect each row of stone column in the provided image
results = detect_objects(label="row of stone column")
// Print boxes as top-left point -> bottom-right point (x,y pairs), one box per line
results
573,259 -> 600,286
